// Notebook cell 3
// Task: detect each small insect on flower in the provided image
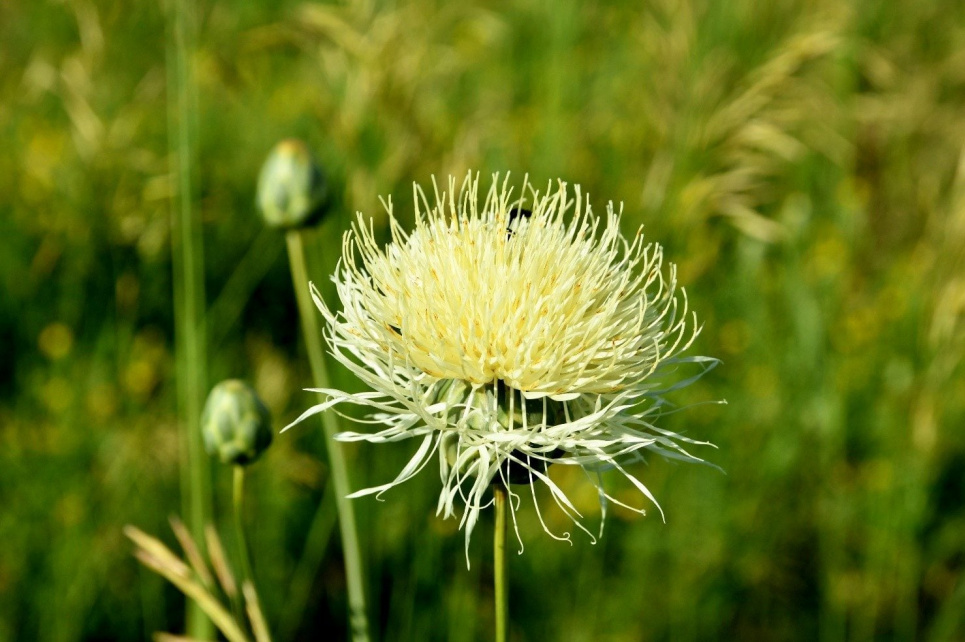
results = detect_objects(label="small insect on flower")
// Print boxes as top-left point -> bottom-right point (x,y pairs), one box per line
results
286,172 -> 720,557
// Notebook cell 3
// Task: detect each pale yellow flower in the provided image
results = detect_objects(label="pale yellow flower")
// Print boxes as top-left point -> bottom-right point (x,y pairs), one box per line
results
288,172 -> 718,554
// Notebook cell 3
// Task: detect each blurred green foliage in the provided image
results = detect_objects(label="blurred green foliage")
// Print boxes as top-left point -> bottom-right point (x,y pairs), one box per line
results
2,0 -> 965,640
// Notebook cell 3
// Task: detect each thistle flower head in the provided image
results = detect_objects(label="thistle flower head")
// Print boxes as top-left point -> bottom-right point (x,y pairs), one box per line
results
288,173 -> 718,555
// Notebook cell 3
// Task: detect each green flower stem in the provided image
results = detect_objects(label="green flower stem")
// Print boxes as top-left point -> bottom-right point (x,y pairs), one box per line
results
232,466 -> 254,597
494,481 -> 509,642
285,229 -> 370,642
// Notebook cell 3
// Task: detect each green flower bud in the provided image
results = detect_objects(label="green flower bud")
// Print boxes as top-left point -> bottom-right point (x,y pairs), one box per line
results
201,380 -> 272,466
256,139 -> 328,229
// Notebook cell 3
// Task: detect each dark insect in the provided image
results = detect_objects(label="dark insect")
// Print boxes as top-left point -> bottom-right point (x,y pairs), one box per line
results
506,207 -> 532,239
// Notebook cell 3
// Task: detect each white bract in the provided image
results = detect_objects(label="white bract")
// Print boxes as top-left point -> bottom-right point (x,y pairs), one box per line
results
287,172 -> 718,557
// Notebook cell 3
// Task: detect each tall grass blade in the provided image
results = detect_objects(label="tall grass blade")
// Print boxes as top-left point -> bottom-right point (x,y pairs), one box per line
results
165,0 -> 212,636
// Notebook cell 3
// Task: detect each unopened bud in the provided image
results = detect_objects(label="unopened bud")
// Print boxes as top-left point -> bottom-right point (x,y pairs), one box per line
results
201,380 -> 272,466
256,139 -> 328,229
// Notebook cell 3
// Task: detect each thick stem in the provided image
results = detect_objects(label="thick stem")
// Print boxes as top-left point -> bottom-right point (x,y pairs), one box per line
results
286,229 -> 371,642
494,482 -> 509,642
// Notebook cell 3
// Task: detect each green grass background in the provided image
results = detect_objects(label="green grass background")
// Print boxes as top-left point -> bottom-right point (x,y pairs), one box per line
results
2,0 -> 965,639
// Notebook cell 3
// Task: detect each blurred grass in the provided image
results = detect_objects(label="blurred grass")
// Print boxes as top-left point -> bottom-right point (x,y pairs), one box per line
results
1,0 -> 964,640
164,0 -> 214,635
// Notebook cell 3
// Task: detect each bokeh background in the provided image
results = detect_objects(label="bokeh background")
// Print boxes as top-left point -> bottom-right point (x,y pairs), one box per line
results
2,0 -> 965,640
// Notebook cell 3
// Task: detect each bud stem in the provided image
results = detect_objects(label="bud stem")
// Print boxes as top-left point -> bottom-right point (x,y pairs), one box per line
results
286,229 -> 371,642
232,466 -> 254,603
494,481 -> 509,642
